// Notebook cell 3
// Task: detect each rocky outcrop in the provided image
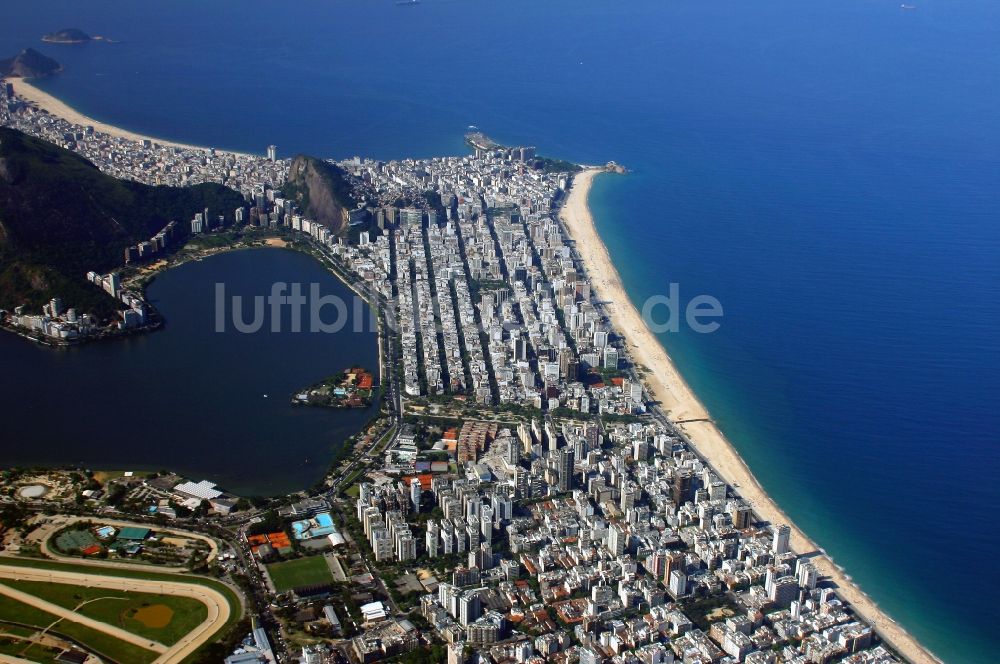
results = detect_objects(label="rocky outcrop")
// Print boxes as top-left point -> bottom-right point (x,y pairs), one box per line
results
42,29 -> 92,44
284,155 -> 355,233
0,48 -> 62,78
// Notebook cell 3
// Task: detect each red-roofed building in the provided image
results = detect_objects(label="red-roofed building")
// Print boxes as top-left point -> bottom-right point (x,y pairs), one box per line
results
402,474 -> 434,490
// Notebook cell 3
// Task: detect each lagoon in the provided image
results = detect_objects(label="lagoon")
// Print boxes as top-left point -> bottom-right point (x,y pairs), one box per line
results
0,248 -> 378,496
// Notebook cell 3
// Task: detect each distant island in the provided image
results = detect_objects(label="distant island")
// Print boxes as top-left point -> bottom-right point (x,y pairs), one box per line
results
0,48 -> 61,78
42,28 -> 112,44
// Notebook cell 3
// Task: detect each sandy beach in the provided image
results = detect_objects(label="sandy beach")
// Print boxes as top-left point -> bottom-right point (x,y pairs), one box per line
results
560,169 -> 939,664
7,78 -> 251,157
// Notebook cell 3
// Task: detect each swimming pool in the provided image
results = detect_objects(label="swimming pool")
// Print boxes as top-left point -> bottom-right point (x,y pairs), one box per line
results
291,512 -> 337,540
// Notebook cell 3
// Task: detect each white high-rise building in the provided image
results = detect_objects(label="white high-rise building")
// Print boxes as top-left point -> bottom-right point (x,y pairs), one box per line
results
768,576 -> 798,607
668,569 -> 687,598
396,530 -> 416,561
491,491 -> 512,522
772,524 -> 791,555
480,504 -> 493,543
603,346 -> 619,370
607,523 -> 626,556
459,591 -> 481,627
464,495 -> 481,521
426,520 -> 440,558
410,477 -> 422,512
797,561 -> 818,589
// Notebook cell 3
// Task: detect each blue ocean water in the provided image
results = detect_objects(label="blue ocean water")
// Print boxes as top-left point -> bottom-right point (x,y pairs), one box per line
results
2,1 -> 998,660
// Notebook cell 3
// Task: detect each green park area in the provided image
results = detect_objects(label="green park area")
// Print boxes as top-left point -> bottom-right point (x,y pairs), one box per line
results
0,557 -> 244,663
0,593 -> 158,664
267,556 -> 333,593
0,578 -> 207,646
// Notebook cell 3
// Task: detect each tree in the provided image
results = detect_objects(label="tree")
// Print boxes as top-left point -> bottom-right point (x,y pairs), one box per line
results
194,499 -> 211,518
0,503 -> 28,530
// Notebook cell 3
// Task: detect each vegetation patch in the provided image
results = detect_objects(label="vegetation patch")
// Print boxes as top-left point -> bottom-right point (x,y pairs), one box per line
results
0,558 -> 242,662
292,367 -> 375,409
0,593 -> 158,664
0,127 -> 244,317
267,556 -> 334,594
0,578 -> 206,646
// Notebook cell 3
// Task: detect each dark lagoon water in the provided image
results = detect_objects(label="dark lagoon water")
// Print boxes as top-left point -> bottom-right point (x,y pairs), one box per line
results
0,249 -> 378,496
2,1 -> 999,660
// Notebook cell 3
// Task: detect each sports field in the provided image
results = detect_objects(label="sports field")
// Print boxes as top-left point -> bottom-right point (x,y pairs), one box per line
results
0,594 -> 158,663
267,556 -> 333,593
0,557 -> 242,664
0,578 -> 207,645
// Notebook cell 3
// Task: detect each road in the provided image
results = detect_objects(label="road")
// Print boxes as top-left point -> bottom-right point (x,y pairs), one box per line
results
0,655 -> 39,664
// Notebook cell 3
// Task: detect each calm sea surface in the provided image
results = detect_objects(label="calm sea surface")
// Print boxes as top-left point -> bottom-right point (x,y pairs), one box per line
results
2,1 -> 998,660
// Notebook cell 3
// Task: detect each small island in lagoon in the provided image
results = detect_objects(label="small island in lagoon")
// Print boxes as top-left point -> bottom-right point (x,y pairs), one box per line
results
292,367 -> 375,408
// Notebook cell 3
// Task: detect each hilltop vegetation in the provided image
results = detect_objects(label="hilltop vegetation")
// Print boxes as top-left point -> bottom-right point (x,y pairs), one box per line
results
0,127 -> 244,317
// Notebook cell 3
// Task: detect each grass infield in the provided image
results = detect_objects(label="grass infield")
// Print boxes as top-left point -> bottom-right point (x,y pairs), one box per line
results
266,556 -> 333,593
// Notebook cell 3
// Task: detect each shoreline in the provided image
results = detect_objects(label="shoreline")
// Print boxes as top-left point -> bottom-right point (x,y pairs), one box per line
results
3,72 -> 939,662
559,169 -> 939,664
7,78 -> 254,157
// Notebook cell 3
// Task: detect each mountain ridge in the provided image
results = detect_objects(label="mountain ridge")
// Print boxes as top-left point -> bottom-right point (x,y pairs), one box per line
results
0,127 -> 244,318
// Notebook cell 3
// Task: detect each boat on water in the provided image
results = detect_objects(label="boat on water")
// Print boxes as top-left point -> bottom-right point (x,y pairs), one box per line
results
397,0 -> 419,6
900,3 -> 916,9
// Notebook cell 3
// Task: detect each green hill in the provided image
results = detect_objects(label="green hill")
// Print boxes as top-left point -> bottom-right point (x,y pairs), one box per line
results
0,127 -> 244,317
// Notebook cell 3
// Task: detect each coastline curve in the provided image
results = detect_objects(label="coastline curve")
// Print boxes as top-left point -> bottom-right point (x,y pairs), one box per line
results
559,168 -> 940,664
